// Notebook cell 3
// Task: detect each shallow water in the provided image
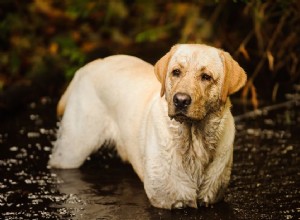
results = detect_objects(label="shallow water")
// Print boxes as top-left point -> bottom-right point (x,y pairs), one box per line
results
0,97 -> 299,219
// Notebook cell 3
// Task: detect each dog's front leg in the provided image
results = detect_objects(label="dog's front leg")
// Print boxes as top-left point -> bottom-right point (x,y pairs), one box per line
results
198,146 -> 233,206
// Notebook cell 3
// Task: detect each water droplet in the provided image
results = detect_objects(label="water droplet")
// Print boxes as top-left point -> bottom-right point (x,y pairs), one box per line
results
43,146 -> 51,151
29,102 -> 36,109
27,132 -> 41,138
9,146 -> 18,152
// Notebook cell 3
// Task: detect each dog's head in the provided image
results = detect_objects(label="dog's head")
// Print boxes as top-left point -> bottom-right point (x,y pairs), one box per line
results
154,44 -> 247,123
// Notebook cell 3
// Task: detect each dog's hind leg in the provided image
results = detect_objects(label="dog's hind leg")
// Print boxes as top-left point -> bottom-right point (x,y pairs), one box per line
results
48,76 -> 118,169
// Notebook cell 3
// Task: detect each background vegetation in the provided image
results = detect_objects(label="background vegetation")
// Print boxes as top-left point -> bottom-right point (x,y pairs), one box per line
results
0,0 -> 299,109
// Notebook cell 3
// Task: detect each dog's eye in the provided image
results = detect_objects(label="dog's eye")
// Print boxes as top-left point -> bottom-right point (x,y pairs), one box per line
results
172,69 -> 181,77
201,73 -> 212,81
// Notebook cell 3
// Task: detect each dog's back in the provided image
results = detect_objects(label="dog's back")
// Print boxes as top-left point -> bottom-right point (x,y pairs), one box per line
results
57,55 -> 158,116
49,55 -> 160,172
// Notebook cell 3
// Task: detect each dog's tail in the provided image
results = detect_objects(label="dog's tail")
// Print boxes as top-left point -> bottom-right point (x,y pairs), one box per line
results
57,58 -> 104,117
56,78 -> 75,117
57,68 -> 83,117
57,85 -> 71,117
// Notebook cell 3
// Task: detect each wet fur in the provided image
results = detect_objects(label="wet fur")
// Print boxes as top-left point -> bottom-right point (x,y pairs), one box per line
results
49,44 -> 246,209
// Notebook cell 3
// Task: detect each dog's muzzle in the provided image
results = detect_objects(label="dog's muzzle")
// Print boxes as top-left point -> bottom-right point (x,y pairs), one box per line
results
173,92 -> 191,112
171,92 -> 193,123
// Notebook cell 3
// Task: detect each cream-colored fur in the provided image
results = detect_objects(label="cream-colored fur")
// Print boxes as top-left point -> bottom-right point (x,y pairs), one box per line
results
49,44 -> 246,209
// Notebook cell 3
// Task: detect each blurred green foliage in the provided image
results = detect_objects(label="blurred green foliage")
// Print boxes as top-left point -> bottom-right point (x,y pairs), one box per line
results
0,0 -> 299,102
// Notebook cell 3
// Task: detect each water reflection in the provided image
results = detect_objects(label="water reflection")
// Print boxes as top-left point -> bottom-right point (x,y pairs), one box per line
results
52,164 -> 149,219
52,163 -> 237,220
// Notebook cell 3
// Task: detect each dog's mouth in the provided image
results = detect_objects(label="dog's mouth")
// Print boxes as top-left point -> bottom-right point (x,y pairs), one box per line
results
170,113 -> 194,123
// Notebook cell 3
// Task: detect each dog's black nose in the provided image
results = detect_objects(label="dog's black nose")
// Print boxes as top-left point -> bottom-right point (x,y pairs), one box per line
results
173,93 -> 191,110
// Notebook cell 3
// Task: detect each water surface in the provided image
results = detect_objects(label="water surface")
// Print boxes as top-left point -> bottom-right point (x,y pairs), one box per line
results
0,97 -> 299,219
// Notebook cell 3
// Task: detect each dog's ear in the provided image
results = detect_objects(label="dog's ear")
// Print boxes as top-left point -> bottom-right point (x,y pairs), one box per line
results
219,50 -> 247,103
154,45 -> 178,97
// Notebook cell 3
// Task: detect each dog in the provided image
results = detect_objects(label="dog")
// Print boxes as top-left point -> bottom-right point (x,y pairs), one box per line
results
49,44 -> 247,209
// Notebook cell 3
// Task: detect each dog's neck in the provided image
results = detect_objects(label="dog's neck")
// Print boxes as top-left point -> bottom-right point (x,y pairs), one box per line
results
168,99 -> 231,176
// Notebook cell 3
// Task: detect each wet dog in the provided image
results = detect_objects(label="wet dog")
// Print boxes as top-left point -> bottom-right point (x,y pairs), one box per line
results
49,44 -> 246,209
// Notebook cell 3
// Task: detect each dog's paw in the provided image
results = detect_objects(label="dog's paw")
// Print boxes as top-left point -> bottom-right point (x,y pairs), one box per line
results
171,200 -> 185,209
197,200 -> 208,208
198,186 -> 217,206
171,200 -> 197,209
198,186 -> 225,207
202,194 -> 214,206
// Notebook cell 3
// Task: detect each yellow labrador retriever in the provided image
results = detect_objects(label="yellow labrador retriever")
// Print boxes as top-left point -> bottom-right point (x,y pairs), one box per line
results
49,44 -> 246,209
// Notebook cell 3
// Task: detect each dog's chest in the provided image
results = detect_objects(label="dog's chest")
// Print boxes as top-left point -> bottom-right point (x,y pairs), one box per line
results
166,123 -> 216,186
